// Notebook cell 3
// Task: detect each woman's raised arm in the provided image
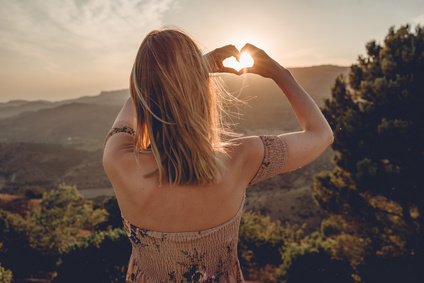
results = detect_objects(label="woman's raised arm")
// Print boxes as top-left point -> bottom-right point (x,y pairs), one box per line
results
111,97 -> 137,129
103,97 -> 137,168
240,44 -> 334,173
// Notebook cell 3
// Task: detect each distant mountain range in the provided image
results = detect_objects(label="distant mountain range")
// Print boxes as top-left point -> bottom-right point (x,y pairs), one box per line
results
0,89 -> 129,119
0,65 -> 349,150
0,90 -> 127,150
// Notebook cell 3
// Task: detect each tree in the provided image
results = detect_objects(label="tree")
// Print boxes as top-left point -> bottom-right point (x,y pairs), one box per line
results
314,24 -> 424,275
54,228 -> 131,283
238,211 -> 304,282
0,209 -> 54,279
0,184 -> 106,279
277,232 -> 354,283
95,195 -> 123,231
29,184 -> 93,253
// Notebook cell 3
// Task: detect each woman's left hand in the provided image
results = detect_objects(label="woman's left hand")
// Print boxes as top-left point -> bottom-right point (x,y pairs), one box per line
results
204,45 -> 240,74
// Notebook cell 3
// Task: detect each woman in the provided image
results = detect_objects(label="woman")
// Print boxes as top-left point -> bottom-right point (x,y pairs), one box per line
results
103,28 -> 333,282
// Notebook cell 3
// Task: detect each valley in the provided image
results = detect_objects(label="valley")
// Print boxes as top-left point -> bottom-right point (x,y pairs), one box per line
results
0,65 -> 348,233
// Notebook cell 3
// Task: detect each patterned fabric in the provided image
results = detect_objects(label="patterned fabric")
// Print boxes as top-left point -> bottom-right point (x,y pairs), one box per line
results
104,128 -> 288,282
248,135 -> 288,186
104,125 -> 135,147
122,195 -> 246,283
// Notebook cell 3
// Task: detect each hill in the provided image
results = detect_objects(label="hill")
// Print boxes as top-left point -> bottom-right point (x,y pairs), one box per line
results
0,65 -> 348,233
0,102 -> 121,150
0,89 -> 129,119
0,100 -> 56,119
0,66 -> 349,150
0,143 -> 108,193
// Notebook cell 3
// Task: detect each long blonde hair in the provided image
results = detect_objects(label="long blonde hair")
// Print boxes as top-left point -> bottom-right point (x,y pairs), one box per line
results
130,28 -> 231,186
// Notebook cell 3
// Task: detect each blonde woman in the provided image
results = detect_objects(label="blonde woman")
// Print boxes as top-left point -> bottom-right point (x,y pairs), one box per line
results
103,28 -> 333,282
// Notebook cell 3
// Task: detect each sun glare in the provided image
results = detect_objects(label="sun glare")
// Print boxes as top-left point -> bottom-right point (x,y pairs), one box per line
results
223,52 -> 254,72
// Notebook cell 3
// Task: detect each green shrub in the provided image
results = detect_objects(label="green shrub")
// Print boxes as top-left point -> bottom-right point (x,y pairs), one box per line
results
0,209 -> 56,279
0,263 -> 12,283
54,228 -> 131,283
278,232 -> 354,283
238,211 -> 304,281
0,184 -> 108,279
95,195 -> 122,231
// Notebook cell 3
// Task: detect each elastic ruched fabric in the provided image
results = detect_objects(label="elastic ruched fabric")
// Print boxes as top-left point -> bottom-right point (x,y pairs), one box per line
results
123,195 -> 246,283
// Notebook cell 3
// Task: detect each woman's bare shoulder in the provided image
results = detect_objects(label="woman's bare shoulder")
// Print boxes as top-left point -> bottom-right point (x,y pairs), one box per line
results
225,136 -> 265,185
103,133 -> 138,178
227,136 -> 264,156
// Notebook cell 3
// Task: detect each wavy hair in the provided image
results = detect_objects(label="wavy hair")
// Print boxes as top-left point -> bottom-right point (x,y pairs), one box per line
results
130,28 -> 233,186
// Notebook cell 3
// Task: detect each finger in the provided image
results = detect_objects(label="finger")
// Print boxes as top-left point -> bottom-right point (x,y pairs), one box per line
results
219,45 -> 240,61
219,66 -> 239,74
238,66 -> 257,75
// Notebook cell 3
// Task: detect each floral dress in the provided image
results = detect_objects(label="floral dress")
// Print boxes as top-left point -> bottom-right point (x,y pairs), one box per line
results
122,195 -> 245,283
105,127 -> 288,282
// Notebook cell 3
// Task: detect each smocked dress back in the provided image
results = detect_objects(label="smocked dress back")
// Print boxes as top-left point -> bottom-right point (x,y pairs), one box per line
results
105,127 -> 288,282
122,195 -> 245,283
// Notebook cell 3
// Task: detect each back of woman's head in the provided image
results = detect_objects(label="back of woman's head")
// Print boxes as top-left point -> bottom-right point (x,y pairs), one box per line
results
130,28 -> 228,186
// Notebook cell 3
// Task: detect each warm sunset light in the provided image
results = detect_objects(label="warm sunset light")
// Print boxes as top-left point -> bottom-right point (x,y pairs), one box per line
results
223,52 -> 254,72
0,0 -> 422,102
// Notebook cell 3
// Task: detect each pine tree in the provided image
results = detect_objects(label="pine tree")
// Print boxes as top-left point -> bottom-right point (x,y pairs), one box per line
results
314,24 -> 424,271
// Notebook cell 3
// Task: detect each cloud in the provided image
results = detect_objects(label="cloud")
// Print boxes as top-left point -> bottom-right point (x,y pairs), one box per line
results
0,0 -> 176,70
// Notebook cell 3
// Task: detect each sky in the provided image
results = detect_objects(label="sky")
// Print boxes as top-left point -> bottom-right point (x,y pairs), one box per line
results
0,0 -> 423,102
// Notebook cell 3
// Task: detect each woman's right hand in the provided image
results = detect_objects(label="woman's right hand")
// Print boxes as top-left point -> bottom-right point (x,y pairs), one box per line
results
239,43 -> 283,79
204,45 -> 240,74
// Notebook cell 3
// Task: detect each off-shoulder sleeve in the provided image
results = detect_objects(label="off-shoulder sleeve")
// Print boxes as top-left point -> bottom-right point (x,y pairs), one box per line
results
104,125 -> 135,148
248,135 -> 288,186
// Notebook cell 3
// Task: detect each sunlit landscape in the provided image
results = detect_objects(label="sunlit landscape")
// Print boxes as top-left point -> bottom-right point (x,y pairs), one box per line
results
1,0 -> 424,282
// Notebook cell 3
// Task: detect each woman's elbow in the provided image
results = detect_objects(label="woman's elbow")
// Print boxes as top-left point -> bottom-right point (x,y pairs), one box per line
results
317,128 -> 334,150
321,122 -> 334,146
327,130 -> 334,146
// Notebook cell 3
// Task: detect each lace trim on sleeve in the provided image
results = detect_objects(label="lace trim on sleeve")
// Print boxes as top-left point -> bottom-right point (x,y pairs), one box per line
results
104,125 -> 135,148
248,135 -> 288,186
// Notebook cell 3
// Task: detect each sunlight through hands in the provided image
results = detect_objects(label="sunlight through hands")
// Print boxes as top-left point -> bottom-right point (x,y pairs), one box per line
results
223,52 -> 254,72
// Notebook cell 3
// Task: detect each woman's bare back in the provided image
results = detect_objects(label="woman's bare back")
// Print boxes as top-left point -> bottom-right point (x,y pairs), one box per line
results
104,135 -> 253,233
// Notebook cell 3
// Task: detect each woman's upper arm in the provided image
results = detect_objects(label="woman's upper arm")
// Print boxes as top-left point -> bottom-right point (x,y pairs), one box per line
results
233,135 -> 287,186
103,127 -> 136,179
240,130 -> 332,185
242,135 -> 288,186
278,130 -> 333,173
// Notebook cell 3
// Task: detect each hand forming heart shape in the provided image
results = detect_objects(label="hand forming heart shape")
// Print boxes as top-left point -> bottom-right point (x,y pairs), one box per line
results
223,52 -> 254,72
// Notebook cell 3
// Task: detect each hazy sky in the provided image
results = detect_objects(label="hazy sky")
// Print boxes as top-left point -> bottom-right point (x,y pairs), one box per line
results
0,0 -> 423,102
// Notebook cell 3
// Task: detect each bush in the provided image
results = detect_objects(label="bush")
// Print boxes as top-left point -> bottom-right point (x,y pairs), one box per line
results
278,232 -> 354,283
0,263 -> 12,283
0,184 -> 109,279
95,195 -> 122,231
19,185 -> 45,199
357,255 -> 424,283
0,209 -> 56,279
54,228 -> 131,283
238,211 -> 304,281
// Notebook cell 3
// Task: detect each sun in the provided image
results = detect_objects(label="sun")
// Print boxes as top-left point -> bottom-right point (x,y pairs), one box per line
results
223,52 -> 254,72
